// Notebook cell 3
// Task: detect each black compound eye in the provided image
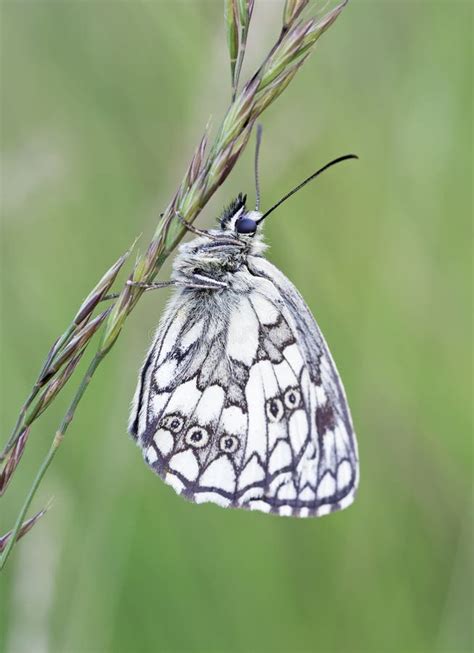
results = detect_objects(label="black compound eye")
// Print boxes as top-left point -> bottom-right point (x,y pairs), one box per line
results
235,217 -> 257,234
284,387 -> 301,410
266,397 -> 284,423
219,434 -> 240,454
185,426 -> 210,448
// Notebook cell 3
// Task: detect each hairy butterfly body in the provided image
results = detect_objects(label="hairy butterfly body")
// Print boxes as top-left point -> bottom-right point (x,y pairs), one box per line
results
129,149 -> 359,517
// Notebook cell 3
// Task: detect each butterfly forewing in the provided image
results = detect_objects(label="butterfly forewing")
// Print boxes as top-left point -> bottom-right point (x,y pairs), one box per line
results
130,254 -> 358,517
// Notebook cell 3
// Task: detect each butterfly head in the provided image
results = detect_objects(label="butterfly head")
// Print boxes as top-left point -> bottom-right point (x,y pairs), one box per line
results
219,193 -> 262,237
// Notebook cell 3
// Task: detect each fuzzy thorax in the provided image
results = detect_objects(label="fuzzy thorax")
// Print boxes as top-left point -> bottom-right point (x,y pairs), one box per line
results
172,228 -> 267,286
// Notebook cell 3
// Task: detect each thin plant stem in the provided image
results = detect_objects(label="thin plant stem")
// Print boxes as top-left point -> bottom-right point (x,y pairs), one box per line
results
232,23 -> 249,101
3,325 -> 77,460
2,244 -> 133,461
0,352 -> 105,570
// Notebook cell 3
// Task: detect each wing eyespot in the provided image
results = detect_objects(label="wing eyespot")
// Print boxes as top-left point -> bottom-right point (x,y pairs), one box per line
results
185,425 -> 210,448
219,434 -> 240,454
283,387 -> 301,411
160,413 -> 184,434
266,397 -> 284,423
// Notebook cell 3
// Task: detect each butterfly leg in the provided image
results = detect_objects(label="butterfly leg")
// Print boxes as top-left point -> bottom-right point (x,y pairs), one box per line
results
128,280 -> 176,291
97,292 -> 120,301
127,277 -> 227,292
174,211 -> 216,240
174,211 -> 245,248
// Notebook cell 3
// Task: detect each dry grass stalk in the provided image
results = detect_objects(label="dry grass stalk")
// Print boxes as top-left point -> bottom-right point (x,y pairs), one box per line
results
0,0 -> 350,570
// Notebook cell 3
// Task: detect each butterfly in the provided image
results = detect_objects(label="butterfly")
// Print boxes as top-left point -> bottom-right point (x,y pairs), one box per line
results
129,128 -> 359,518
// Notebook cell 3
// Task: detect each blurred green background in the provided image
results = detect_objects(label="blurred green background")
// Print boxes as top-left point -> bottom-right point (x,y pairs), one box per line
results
1,1 -> 472,652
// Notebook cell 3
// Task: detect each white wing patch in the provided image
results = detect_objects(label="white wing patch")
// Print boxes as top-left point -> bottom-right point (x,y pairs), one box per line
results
238,454 -> 265,490
244,362 -> 268,462
170,450 -> 199,482
200,456 -> 236,493
227,297 -> 259,365
153,429 -> 173,457
194,385 -> 225,425
129,255 -> 358,518
250,293 -> 280,325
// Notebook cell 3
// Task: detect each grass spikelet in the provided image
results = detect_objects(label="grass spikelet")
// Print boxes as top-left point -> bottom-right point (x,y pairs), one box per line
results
1,0 -> 350,570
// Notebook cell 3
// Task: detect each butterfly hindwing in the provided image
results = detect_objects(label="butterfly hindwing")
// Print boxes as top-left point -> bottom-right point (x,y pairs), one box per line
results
130,258 -> 358,517
247,256 -> 359,515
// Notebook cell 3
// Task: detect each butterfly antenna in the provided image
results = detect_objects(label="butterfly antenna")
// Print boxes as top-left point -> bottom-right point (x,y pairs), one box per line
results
254,124 -> 263,211
256,154 -> 358,224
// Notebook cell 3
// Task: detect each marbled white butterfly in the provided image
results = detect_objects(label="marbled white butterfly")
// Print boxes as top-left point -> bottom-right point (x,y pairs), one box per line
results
129,128 -> 359,518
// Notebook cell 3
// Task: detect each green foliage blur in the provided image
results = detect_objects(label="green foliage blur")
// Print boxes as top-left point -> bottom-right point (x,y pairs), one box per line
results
1,2 -> 472,652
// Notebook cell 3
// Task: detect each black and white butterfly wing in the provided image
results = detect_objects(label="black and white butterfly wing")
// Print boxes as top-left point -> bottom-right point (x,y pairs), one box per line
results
129,258 -> 358,517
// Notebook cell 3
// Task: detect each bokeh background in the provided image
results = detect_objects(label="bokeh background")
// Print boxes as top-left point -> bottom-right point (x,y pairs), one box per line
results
1,1 -> 472,652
